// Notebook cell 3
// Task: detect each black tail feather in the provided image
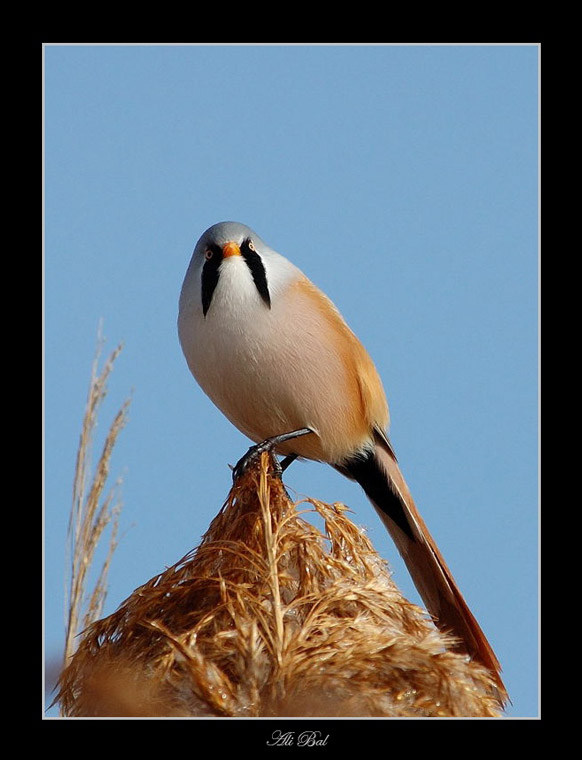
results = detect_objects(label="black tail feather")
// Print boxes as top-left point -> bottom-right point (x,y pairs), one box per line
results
336,450 -> 414,539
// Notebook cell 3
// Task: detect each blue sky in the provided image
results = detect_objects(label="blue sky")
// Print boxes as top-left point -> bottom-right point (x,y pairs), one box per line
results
44,44 -> 539,719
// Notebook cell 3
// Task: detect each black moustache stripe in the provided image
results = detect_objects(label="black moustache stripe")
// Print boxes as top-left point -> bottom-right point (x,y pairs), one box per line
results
240,239 -> 271,309
201,238 -> 271,317
201,243 -> 222,317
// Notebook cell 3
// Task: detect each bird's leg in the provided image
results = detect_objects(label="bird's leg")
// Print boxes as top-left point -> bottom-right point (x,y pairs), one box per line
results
232,429 -> 313,483
279,453 -> 298,472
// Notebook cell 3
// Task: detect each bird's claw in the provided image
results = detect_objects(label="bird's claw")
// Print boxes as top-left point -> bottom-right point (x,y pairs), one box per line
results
231,428 -> 313,484
232,440 -> 282,483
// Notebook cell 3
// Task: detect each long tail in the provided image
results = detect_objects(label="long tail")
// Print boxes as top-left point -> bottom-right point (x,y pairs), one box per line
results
337,431 -> 507,702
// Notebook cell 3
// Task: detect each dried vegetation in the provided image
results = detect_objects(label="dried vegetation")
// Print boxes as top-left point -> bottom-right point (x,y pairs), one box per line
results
57,443 -> 503,717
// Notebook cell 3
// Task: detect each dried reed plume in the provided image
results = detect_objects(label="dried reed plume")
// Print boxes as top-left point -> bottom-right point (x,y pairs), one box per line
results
57,450 -> 504,718
63,332 -> 130,670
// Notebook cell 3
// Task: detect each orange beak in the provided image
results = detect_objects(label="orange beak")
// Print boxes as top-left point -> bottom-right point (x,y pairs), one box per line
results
222,241 -> 241,258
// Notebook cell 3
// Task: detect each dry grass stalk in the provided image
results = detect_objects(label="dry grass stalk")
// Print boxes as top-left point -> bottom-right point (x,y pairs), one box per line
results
63,333 -> 130,669
57,452 -> 504,718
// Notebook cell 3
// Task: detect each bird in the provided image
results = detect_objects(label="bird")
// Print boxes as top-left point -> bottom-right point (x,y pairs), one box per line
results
178,220 -> 506,701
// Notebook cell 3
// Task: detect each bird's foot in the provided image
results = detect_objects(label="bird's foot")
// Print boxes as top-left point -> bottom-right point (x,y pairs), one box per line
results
232,428 -> 313,483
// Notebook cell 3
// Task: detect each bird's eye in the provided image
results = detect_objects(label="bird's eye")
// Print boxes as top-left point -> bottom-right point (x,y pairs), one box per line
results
247,240 -> 256,252
204,249 -> 214,260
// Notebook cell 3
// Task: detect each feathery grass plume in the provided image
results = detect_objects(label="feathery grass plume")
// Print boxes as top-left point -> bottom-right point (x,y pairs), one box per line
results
57,452 -> 504,717
63,330 -> 130,672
